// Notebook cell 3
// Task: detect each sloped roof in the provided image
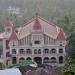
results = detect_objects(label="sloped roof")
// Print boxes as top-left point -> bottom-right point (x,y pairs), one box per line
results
57,28 -> 66,40
18,16 -> 61,39
33,17 -> 41,30
9,30 -> 18,41
0,68 -> 22,75
4,20 -> 13,27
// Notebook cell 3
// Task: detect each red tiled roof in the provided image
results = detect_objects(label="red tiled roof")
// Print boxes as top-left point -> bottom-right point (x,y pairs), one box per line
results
57,28 -> 66,40
9,30 -> 18,41
18,16 -> 62,39
33,17 -> 41,30
4,20 -> 13,27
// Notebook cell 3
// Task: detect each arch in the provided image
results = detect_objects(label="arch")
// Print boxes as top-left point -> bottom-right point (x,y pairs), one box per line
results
19,57 -> 25,63
59,48 -> 63,53
34,57 -> 42,66
44,48 -> 49,54
12,57 -> 17,64
26,57 -> 32,60
43,57 -> 50,63
19,49 -> 25,54
26,49 -> 32,54
51,48 -> 56,53
38,49 -> 41,54
59,56 -> 63,64
50,57 -> 56,63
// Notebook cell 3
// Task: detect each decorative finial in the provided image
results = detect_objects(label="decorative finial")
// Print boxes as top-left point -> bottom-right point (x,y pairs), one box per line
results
35,12 -> 38,17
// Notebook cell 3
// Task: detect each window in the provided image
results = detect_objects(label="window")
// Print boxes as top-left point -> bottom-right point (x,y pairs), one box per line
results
44,48 -> 49,54
0,46 -> 3,57
34,41 -> 40,44
34,49 -> 37,54
6,52 -> 11,57
26,49 -> 32,54
50,57 -> 56,63
59,48 -> 63,53
59,56 -> 63,64
19,57 -> 25,63
12,49 -> 16,54
12,41 -> 16,46
19,49 -> 25,54
6,40 -> 9,49
51,48 -> 56,53
43,57 -> 50,63
38,49 -> 41,54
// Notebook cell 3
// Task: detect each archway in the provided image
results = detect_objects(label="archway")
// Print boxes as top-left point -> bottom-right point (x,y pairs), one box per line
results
34,57 -> 42,66
59,48 -> 63,53
44,48 -> 49,54
26,57 -> 32,60
43,57 -> 50,64
19,57 -> 25,63
51,48 -> 56,53
50,57 -> 56,63
59,56 -> 63,64
12,57 -> 17,64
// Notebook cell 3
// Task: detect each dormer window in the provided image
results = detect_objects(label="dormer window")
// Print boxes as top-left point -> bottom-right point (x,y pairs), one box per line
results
34,41 -> 40,44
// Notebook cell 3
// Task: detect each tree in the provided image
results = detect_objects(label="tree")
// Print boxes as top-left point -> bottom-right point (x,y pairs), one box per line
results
68,31 -> 75,59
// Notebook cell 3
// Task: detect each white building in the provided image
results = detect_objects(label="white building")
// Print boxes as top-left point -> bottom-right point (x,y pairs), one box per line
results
0,15 -> 67,67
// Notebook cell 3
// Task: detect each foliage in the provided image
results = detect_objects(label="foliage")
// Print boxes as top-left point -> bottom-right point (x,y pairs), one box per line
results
63,59 -> 75,75
8,60 -> 37,68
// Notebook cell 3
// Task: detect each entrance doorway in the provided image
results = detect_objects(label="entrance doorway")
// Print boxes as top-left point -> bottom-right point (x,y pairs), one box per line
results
12,57 -> 17,64
34,57 -> 42,66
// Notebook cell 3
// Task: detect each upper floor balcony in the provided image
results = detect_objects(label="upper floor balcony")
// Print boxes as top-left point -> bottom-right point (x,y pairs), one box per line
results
10,47 -> 65,56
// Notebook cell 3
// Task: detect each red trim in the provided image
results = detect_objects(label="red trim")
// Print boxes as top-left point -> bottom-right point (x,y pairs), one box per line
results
57,28 -> 66,40
4,20 -> 13,27
9,31 -> 18,41
33,17 -> 41,30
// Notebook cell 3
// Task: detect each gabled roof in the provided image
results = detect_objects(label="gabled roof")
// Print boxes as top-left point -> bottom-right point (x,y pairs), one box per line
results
33,17 -> 41,30
9,30 -> 18,41
4,20 -> 13,27
57,28 -> 66,40
18,16 -> 66,40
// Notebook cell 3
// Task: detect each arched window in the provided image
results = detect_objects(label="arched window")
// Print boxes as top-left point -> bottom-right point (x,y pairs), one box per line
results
34,49 -> 37,54
44,48 -> 49,54
26,49 -> 32,54
12,49 -> 16,54
26,57 -> 32,60
59,56 -> 63,64
51,48 -> 56,53
50,57 -> 56,63
59,48 -> 63,53
43,57 -> 50,63
19,57 -> 25,63
38,49 -> 41,54
19,49 -> 25,54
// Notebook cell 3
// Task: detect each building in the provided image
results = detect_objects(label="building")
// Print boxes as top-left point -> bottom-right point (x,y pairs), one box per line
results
0,15 -> 67,67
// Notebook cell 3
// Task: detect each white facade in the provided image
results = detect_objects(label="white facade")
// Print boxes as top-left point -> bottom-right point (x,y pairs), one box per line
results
0,16 -> 67,67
